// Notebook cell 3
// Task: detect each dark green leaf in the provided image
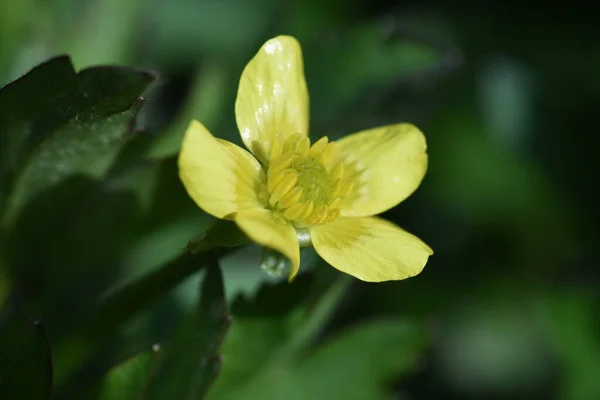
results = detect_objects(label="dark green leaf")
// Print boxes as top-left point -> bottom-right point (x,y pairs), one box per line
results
205,274 -> 315,399
0,55 -> 155,225
145,65 -> 230,160
95,345 -> 160,400
85,221 -> 248,334
5,177 -> 140,333
240,319 -> 426,400
5,99 -> 143,221
211,316 -> 425,400
207,276 -> 348,399
145,263 -> 230,400
209,272 -> 427,400
0,309 -> 53,400
187,219 -> 251,254
108,159 -> 212,284
54,219 -> 246,386
78,250 -> 225,339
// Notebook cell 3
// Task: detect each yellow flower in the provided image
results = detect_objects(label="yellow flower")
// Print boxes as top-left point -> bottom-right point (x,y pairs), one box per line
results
178,36 -> 433,282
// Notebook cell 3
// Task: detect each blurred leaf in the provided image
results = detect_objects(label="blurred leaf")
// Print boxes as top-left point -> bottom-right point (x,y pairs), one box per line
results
79,252 -> 222,339
0,258 -> 9,308
206,275 -> 315,400
308,25 -> 442,124
119,215 -> 209,283
219,245 -> 308,302
53,220 -> 248,371
80,263 -> 232,400
0,311 -> 53,400
240,320 -> 426,400
145,263 -> 230,400
5,177 -> 140,328
95,345 -> 159,400
438,294 -> 551,396
479,57 -> 534,147
429,113 -> 578,261
150,0 -> 271,65
542,292 -> 600,400
205,276 -> 425,400
107,159 -> 210,288
187,220 -> 252,254
0,0 -> 37,82
59,0 -> 144,69
49,218 -> 247,397
285,0 -> 360,42
212,312 -> 426,400
109,219 -> 250,306
0,55 -> 155,226
146,64 -> 230,160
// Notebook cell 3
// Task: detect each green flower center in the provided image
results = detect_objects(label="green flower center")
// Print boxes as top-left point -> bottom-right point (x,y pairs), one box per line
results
291,156 -> 331,205
264,133 -> 355,226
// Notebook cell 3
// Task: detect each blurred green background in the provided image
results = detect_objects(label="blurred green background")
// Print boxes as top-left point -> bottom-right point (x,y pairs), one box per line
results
1,1 -> 599,399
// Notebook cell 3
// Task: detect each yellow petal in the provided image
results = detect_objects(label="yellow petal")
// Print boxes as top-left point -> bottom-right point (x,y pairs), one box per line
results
235,209 -> 301,281
311,216 -> 432,282
336,123 -> 428,217
235,36 -> 309,164
178,120 -> 266,219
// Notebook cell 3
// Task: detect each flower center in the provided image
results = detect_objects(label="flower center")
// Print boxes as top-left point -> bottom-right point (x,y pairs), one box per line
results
264,133 -> 355,226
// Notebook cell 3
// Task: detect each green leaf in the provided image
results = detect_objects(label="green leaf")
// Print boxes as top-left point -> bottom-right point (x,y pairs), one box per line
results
145,263 -> 230,400
87,221 -> 247,336
78,251 -> 225,339
187,219 -> 252,254
207,274 -> 316,399
209,274 -> 427,400
0,310 -> 53,400
52,218 -> 249,390
95,345 -> 160,400
107,159 -> 211,288
0,55 -> 155,226
240,320 -> 426,400
4,177 -> 141,329
208,276 -> 346,399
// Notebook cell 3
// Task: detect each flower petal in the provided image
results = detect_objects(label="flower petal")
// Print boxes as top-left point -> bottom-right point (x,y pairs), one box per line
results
235,209 -> 301,281
337,123 -> 428,217
235,36 -> 309,164
311,216 -> 432,282
178,120 -> 266,219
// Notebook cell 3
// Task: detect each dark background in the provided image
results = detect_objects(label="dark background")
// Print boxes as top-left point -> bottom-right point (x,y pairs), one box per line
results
1,1 -> 599,399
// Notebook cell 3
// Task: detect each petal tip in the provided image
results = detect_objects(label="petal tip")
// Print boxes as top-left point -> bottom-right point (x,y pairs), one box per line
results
268,35 -> 301,47
186,119 -> 204,132
287,260 -> 300,282
287,272 -> 297,283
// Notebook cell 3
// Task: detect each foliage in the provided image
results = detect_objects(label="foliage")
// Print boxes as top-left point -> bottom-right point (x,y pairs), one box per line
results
1,1 -> 598,399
